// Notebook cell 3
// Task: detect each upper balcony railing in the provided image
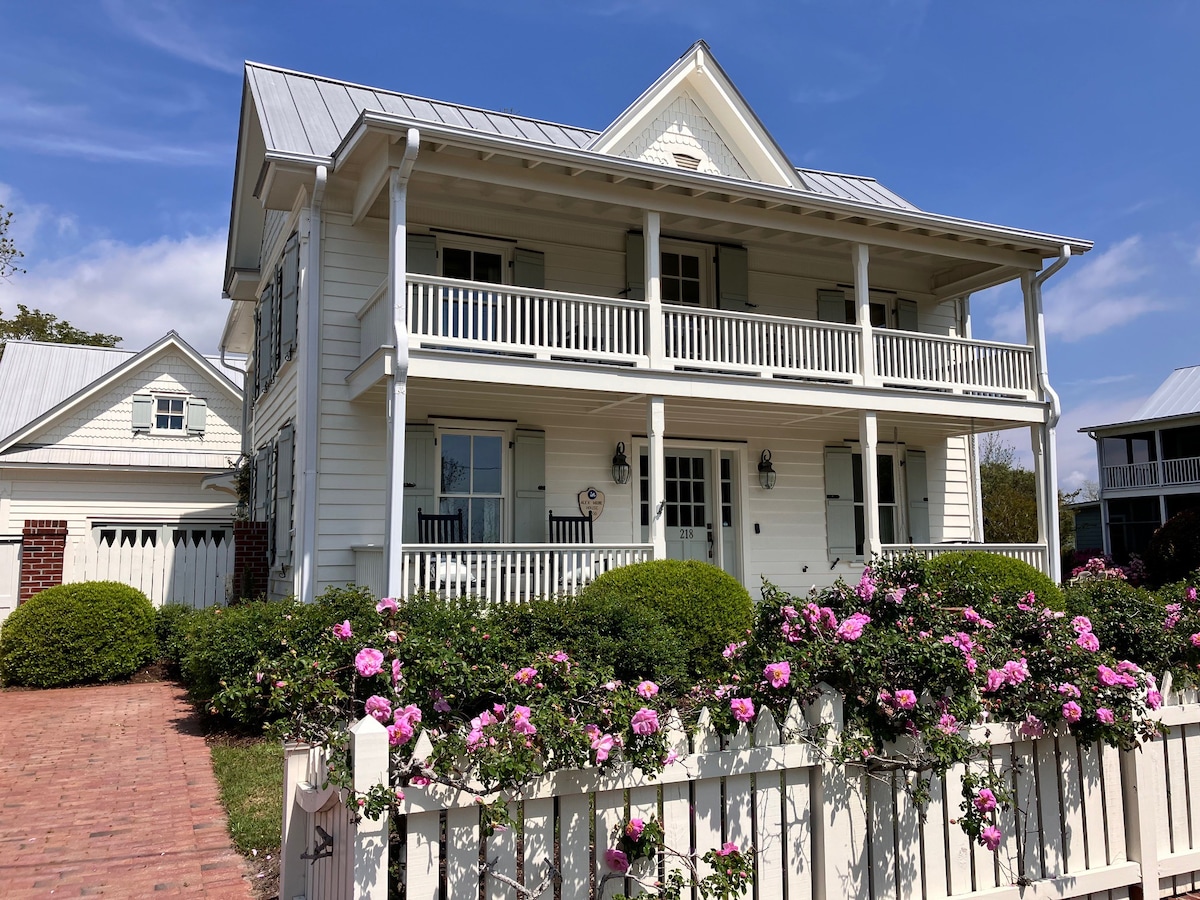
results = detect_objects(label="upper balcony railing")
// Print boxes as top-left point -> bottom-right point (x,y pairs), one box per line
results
1102,456 -> 1200,490
356,276 -> 1040,400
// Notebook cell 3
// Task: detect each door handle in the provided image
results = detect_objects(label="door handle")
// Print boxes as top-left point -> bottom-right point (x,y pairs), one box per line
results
706,523 -> 714,559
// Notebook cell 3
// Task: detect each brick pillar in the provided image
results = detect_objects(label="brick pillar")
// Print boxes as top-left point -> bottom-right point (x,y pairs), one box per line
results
233,521 -> 270,601
19,519 -> 68,603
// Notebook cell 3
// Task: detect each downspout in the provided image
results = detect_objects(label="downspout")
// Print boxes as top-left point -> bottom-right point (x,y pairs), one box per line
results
1030,244 -> 1072,581
960,294 -> 985,542
385,130 -> 420,598
296,165 -> 327,601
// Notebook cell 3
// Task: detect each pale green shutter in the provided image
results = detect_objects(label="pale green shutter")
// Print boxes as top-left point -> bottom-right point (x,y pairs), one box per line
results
897,298 -> 919,333
716,245 -> 749,310
402,424 -> 436,542
274,425 -> 294,565
513,428 -> 546,542
256,281 -> 275,391
253,447 -> 270,522
278,233 -> 300,358
818,290 -> 852,324
825,447 -> 857,559
625,231 -> 645,301
407,234 -> 438,276
131,394 -> 153,431
186,398 -> 207,435
513,248 -> 545,290
905,449 -> 930,544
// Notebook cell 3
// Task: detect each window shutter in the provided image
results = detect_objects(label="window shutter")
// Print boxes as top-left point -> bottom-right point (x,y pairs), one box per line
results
716,245 -> 749,310
897,298 -> 919,333
825,447 -> 857,559
256,283 -> 274,394
402,424 -> 436,542
252,306 -> 263,398
278,233 -> 300,358
625,231 -> 645,301
818,290 -> 851,324
513,248 -> 545,290
905,449 -> 930,543
513,428 -> 546,542
253,447 -> 270,522
273,425 -> 295,566
186,398 -> 208,435
131,394 -> 153,431
407,233 -> 438,276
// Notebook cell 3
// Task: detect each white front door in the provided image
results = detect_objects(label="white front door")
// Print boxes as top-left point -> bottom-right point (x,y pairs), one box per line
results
640,449 -> 739,576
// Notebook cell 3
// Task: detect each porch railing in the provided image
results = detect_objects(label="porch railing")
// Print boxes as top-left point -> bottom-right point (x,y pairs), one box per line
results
1102,462 -> 1160,490
1164,455 -> 1200,485
357,543 -> 656,603
882,542 -> 1049,575
873,330 -> 1036,398
663,306 -> 860,381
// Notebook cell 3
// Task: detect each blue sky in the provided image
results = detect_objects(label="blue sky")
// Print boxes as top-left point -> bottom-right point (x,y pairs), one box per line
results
2,1 -> 1198,489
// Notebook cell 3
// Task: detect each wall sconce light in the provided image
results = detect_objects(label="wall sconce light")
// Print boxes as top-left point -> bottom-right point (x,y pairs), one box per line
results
758,449 -> 777,490
612,441 -> 631,485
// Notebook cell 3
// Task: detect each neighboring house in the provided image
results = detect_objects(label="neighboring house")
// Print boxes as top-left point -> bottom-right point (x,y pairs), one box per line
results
1081,365 -> 1200,562
1066,499 -> 1103,556
0,333 -> 244,619
220,42 -> 1090,603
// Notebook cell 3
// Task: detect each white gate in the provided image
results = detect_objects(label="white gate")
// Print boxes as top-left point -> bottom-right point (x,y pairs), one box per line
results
0,536 -> 21,623
69,524 -> 235,608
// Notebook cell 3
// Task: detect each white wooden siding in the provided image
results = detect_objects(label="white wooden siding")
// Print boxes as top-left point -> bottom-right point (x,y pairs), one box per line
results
30,349 -> 241,456
261,209 -> 288,271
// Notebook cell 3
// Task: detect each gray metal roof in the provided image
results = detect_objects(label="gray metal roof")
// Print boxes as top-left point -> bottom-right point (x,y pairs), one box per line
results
0,342 -> 135,445
1136,365 -> 1200,420
246,62 -> 920,211
0,447 -> 233,469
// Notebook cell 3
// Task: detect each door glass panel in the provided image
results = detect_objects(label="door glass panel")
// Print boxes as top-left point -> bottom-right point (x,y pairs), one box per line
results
473,436 -> 502,493
877,455 -> 896,504
870,302 -> 888,328
475,252 -> 503,284
720,457 -> 732,528
440,434 -> 471,493
443,247 -> 472,280
681,254 -> 700,279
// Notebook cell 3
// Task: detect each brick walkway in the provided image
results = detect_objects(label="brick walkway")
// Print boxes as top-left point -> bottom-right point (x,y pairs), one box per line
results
0,681 -> 256,898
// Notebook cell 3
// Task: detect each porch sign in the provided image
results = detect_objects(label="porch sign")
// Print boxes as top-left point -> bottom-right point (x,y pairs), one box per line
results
577,487 -> 604,521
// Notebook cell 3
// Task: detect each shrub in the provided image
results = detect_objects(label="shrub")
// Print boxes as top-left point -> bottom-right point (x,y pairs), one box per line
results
1063,578 -> 1179,679
155,603 -> 199,668
578,560 -> 753,679
1146,508 -> 1200,586
925,551 -> 1063,609
0,581 -> 156,687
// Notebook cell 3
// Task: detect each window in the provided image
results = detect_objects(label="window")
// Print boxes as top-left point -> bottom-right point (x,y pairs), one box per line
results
1106,497 -> 1161,563
253,231 -> 300,400
439,430 -> 504,541
442,246 -> 504,284
661,251 -> 703,306
825,446 -> 926,558
817,290 -> 918,331
1102,433 -> 1156,467
850,452 -> 897,552
155,397 -> 185,432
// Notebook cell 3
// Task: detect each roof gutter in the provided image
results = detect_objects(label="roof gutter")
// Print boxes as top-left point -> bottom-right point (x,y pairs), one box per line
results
1032,244 -> 1071,428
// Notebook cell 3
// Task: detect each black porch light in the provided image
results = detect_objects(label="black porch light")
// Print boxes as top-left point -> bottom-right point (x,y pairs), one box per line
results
758,449 -> 777,490
612,441 -> 632,485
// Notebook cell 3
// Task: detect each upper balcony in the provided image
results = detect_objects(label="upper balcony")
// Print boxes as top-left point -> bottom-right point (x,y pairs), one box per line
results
355,274 -> 1039,402
1101,457 -> 1200,491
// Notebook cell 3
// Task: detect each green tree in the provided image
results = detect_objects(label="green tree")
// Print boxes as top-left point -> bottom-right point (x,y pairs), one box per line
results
0,304 -> 122,356
979,433 -> 1077,552
0,203 -> 25,279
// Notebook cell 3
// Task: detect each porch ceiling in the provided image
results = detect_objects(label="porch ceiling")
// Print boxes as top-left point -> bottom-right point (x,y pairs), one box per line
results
398,377 -> 1029,442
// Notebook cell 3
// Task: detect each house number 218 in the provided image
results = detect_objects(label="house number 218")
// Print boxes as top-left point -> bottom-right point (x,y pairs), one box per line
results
678,528 -> 694,540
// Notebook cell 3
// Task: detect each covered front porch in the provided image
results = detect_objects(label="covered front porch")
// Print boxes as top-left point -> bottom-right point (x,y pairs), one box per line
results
347,380 -> 1054,601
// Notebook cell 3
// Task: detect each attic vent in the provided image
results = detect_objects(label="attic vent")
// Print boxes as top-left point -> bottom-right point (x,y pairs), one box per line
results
672,153 -> 701,171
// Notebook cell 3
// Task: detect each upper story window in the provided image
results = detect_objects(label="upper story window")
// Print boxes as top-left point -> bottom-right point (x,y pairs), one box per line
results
661,241 -> 712,308
253,231 -> 300,401
442,246 -> 504,284
817,290 -> 918,331
155,397 -> 186,432
1102,433 -> 1156,467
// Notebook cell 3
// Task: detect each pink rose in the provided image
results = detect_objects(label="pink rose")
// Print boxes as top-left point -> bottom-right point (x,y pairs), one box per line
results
333,619 -> 353,640
514,667 -> 538,685
973,789 -> 997,813
591,731 -> 615,762
1191,633 -> 1200,648
376,597 -> 398,614
937,713 -> 959,735
723,641 -> 746,659
983,669 -> 1006,693
836,612 -> 871,642
1057,682 -> 1081,698
631,707 -> 660,735
625,818 -> 645,841
1097,664 -> 1120,687
1071,615 -> 1092,634
355,648 -> 384,677
893,689 -> 917,711
392,658 -> 403,685
1019,714 -> 1044,738
637,680 -> 660,699
715,841 -> 738,857
1097,707 -> 1115,724
365,695 -> 392,723
1147,689 -> 1163,710
510,705 -> 537,735
604,848 -> 630,873
1062,701 -> 1082,723
731,697 -> 755,723
980,825 -> 1002,852
1076,632 -> 1100,652
764,661 -> 791,689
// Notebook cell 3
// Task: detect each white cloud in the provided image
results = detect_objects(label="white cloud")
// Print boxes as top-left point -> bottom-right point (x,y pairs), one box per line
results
0,232 -> 229,355
986,236 -> 1169,342
1054,395 -> 1150,492
101,0 -> 243,76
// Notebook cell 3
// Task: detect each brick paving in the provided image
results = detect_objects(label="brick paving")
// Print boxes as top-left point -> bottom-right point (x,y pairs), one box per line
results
0,681 -> 256,898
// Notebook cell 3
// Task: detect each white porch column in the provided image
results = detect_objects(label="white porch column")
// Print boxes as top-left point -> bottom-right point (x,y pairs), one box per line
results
1025,268 -> 1063,581
385,130 -> 420,598
1030,425 -> 1049,548
853,243 -> 875,385
859,411 -> 881,559
644,210 -> 664,369
647,396 -> 667,560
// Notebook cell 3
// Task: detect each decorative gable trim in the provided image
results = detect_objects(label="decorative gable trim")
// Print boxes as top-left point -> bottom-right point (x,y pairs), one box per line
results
590,41 -> 801,189
0,332 -> 242,454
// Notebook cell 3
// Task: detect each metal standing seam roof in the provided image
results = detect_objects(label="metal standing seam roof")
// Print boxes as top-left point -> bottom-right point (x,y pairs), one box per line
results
0,340 -> 244,447
245,62 -> 921,212
1135,365 -> 1200,420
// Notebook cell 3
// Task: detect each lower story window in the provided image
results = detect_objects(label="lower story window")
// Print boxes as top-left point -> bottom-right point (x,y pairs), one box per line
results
440,430 -> 504,541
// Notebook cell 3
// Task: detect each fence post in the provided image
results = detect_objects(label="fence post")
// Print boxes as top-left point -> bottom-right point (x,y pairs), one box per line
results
350,716 -> 390,900
280,743 -> 313,900
807,684 -> 868,900
1122,715 -> 1163,898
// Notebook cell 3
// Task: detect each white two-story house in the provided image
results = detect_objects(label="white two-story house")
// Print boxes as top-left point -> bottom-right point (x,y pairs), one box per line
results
220,42 -> 1090,602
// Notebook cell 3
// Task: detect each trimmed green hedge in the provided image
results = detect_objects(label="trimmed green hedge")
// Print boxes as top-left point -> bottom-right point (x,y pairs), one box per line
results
0,581 -> 156,687
578,559 -> 753,680
925,551 -> 1063,609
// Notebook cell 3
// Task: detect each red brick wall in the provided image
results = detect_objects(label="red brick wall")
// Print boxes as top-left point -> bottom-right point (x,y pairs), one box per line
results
233,521 -> 270,600
19,519 -> 68,602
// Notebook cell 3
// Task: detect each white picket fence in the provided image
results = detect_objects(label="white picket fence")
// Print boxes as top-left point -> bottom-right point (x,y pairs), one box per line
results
64,527 -> 235,608
279,680 -> 1200,900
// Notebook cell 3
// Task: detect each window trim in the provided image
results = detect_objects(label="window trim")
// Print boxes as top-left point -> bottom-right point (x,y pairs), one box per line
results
150,393 -> 189,435
434,422 -> 512,542
660,238 -> 714,309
